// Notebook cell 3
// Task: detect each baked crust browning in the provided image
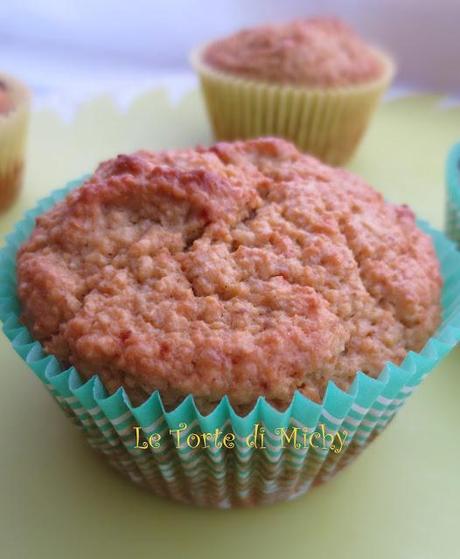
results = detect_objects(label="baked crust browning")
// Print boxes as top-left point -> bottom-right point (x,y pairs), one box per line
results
17,138 -> 442,412
203,18 -> 385,87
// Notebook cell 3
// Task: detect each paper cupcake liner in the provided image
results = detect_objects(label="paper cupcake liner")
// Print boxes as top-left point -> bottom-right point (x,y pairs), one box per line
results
445,142 -> 460,247
191,47 -> 394,166
0,73 -> 30,211
1,178 -> 460,508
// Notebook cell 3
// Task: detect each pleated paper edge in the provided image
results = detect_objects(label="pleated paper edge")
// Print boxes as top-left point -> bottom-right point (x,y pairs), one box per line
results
190,45 -> 395,165
1,176 -> 460,506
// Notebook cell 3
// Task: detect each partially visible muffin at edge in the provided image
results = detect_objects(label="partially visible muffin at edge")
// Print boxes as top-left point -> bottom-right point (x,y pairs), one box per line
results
0,75 -> 30,212
17,138 -> 441,414
202,17 -> 385,87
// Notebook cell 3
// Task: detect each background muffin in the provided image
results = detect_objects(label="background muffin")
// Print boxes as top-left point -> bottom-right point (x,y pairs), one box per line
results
203,18 -> 384,87
191,18 -> 394,165
0,73 -> 30,212
17,138 -> 441,414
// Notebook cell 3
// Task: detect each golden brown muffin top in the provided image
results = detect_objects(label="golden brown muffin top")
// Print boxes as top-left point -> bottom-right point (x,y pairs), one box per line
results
202,17 -> 385,87
17,138 -> 441,413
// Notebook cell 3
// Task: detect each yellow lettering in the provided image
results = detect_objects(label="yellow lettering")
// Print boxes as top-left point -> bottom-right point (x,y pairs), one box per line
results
309,432 -> 320,449
133,426 -> 149,449
148,433 -> 161,449
186,433 -> 202,448
169,422 -> 188,448
319,423 -> 335,450
275,427 -> 301,449
246,423 -> 266,448
333,430 -> 348,453
223,432 -> 235,449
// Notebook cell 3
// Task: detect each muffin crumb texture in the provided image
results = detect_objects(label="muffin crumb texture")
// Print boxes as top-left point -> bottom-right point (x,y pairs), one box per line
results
203,17 -> 385,87
17,138 -> 441,412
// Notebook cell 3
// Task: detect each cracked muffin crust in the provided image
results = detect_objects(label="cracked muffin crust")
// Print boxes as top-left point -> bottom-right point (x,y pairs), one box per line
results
202,18 -> 385,87
17,138 -> 442,413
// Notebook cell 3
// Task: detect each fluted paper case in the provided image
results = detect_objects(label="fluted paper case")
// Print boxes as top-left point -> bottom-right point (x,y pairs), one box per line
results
1,177 -> 460,507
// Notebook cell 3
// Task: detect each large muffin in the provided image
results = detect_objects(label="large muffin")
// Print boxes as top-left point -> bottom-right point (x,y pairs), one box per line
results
17,138 -> 441,413
203,18 -> 384,87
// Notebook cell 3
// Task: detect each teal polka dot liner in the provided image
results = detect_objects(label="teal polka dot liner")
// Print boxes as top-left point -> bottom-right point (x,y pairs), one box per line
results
1,177 -> 460,507
446,142 -> 460,246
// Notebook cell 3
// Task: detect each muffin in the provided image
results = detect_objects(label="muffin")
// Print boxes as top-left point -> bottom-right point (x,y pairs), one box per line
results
0,73 -> 30,212
16,138 -> 441,415
191,18 -> 394,165
3,137 -> 458,507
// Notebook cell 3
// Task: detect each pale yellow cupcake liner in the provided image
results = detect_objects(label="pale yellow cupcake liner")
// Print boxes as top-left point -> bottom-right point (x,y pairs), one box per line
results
0,72 -> 30,210
191,46 -> 394,165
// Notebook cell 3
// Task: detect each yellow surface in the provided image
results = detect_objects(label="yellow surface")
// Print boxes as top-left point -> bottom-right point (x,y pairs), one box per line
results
0,91 -> 459,559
